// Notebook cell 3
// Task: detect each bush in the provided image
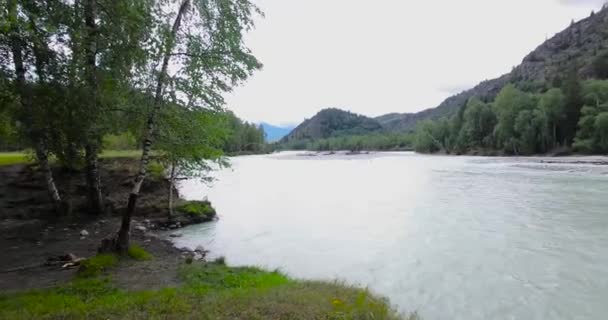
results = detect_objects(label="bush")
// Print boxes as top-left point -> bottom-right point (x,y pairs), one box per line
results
177,201 -> 216,222
78,254 -> 118,278
147,161 -> 165,181
128,244 -> 153,261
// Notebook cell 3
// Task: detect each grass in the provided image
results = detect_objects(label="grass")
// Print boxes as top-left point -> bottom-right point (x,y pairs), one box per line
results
0,150 -> 142,167
128,245 -> 153,261
0,152 -> 32,166
99,150 -> 142,159
0,262 -> 416,320
78,254 -> 119,278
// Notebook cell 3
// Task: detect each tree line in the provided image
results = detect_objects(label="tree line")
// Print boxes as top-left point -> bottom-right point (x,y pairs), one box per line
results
414,74 -> 608,155
280,133 -> 413,152
0,0 -> 262,254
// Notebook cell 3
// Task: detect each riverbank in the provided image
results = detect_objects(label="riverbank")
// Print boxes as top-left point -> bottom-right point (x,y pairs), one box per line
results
0,160 -> 413,319
0,216 -> 413,319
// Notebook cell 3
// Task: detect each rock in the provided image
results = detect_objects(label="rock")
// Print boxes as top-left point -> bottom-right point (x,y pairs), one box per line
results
169,233 -> 182,238
79,230 -> 89,237
135,225 -> 147,232
193,252 -> 203,261
194,245 -> 206,253
169,224 -> 178,229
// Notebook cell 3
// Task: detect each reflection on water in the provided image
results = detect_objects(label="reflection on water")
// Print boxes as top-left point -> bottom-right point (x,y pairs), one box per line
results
172,152 -> 608,320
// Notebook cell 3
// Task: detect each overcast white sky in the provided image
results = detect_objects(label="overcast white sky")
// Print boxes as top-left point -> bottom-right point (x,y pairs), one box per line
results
226,0 -> 606,126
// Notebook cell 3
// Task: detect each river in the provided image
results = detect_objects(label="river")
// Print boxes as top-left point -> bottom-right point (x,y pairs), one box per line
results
171,151 -> 608,320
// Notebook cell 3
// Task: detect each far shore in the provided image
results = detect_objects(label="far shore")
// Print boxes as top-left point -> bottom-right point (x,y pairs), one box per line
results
283,150 -> 608,165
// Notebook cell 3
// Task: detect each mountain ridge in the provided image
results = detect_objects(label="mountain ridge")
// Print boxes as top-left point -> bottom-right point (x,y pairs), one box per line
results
378,7 -> 608,132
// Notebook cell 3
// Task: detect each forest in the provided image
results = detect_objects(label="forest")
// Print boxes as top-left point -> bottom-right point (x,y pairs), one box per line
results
414,72 -> 608,155
0,0 -> 266,253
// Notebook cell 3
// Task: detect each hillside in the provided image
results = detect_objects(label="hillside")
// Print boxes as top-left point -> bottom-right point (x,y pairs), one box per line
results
382,7 -> 608,132
281,108 -> 382,142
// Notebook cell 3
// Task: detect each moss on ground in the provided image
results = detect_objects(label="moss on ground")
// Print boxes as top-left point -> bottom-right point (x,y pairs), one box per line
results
0,262 -> 416,320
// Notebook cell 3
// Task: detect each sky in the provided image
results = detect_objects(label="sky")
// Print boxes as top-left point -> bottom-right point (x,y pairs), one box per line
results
226,0 -> 606,126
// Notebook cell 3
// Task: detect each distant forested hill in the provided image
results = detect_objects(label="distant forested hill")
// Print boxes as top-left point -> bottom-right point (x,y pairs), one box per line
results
280,108 -> 383,142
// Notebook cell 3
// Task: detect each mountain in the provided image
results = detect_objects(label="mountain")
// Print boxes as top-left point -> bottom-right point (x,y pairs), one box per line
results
260,122 -> 294,142
381,7 -> 608,132
281,108 -> 382,142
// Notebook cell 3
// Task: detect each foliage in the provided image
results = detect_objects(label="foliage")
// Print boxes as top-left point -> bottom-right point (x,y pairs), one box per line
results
78,254 -> 119,278
177,200 -> 216,220
0,0 -> 267,224
414,79 -> 608,155
0,263 -> 412,320
128,245 -> 153,261
223,111 -> 267,154
573,80 -> 608,153
147,161 -> 165,181
102,133 -> 138,151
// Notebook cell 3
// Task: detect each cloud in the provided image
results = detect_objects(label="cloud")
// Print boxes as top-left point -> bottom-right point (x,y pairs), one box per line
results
557,0 -> 605,7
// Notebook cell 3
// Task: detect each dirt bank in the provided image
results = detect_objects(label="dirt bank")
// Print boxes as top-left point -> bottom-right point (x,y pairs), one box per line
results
0,159 -> 202,292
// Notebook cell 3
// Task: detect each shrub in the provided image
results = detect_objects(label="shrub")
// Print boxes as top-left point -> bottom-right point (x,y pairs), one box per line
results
147,161 -> 165,181
177,201 -> 216,221
128,244 -> 153,261
78,254 -> 118,278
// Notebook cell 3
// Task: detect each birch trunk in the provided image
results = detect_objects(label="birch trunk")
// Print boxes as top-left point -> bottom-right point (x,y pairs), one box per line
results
115,0 -> 191,254
83,0 -> 104,214
8,0 -> 63,212
169,161 -> 176,219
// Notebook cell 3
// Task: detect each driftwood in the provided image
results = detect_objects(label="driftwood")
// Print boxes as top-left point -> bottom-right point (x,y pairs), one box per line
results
0,253 -> 85,273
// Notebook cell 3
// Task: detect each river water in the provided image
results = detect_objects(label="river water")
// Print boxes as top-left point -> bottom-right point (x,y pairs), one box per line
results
172,151 -> 608,320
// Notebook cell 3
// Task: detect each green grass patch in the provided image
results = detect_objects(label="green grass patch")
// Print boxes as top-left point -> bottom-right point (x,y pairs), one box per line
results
0,262 -> 415,319
128,244 -> 153,261
0,152 -> 32,166
177,200 -> 216,220
0,150 -> 141,167
78,254 -> 119,278
99,150 -> 142,159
